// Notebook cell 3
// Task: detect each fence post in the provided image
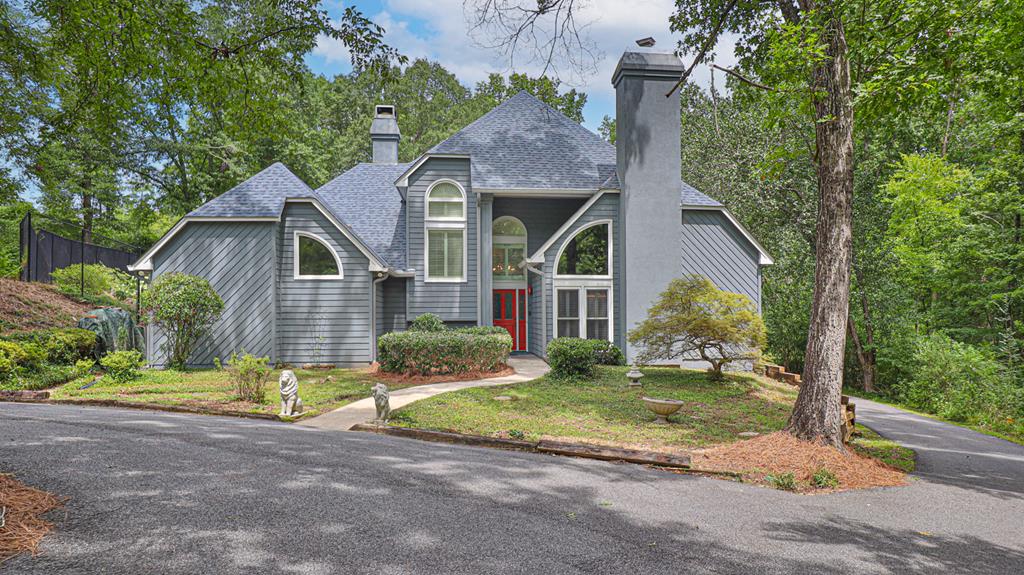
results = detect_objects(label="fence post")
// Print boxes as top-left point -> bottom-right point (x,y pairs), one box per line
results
80,227 -> 85,298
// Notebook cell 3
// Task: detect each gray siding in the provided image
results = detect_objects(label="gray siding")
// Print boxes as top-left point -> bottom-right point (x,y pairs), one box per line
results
680,210 -> 761,310
540,193 -> 623,354
378,277 -> 407,335
277,202 -> 373,366
492,197 -> 588,255
149,221 -> 276,367
406,157 -> 478,321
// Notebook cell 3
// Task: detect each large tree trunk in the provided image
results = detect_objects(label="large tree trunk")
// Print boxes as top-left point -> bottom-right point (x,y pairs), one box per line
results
786,1 -> 855,449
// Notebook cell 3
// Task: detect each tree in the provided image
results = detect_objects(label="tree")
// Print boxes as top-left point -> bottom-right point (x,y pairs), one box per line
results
628,276 -> 766,378
143,273 -> 225,369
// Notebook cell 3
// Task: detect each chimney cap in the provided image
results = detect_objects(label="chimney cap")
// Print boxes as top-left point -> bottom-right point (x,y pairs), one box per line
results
375,104 -> 396,117
635,37 -> 656,48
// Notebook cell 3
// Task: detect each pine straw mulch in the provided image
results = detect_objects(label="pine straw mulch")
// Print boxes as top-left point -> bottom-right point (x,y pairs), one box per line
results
690,432 -> 908,493
0,278 -> 92,335
368,364 -> 516,385
0,474 -> 67,563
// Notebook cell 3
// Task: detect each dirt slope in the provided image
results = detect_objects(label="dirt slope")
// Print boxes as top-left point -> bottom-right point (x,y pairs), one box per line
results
0,278 -> 93,335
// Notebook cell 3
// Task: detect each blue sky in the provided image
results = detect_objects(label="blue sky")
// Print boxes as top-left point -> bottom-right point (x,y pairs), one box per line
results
306,1 -> 737,131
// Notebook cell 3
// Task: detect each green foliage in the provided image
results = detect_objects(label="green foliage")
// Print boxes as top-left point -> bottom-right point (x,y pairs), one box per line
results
898,334 -> 1015,424
99,350 -> 144,383
812,468 -> 840,489
377,331 -> 512,376
0,341 -> 27,383
3,328 -> 98,363
143,273 -> 224,369
50,263 -> 137,306
456,326 -> 511,336
628,276 -> 767,375
765,472 -> 797,491
546,338 -> 598,380
0,202 -> 31,278
409,313 -> 446,332
221,351 -> 271,403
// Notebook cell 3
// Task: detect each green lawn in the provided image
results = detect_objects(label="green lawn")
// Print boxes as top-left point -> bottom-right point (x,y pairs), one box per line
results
850,425 -> 916,473
50,366 -> 415,419
390,366 -> 800,451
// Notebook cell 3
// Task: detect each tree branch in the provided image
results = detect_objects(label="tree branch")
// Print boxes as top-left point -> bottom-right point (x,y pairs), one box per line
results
664,0 -> 739,97
711,64 -> 776,92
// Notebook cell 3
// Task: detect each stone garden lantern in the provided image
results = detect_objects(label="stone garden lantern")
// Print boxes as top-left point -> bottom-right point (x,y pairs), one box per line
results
626,363 -> 644,387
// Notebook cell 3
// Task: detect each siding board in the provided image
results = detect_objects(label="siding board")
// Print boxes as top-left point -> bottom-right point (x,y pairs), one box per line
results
680,210 -> 761,309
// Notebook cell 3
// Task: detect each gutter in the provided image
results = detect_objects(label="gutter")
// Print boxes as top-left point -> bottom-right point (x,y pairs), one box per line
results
370,271 -> 391,362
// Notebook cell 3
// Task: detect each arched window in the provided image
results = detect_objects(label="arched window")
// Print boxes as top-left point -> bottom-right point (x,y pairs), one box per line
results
425,180 -> 467,281
294,232 -> 343,279
492,216 -> 527,281
556,221 -> 610,277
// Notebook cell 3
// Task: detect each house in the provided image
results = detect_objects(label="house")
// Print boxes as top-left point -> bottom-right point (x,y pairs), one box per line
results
129,50 -> 772,368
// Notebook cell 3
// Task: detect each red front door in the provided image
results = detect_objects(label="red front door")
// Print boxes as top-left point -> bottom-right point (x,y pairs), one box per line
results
493,289 -> 527,351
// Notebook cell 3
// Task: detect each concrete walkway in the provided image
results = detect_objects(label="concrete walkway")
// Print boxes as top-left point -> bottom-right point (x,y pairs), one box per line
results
298,355 -> 549,431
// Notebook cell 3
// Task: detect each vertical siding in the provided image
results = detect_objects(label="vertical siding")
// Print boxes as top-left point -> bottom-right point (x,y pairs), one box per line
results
540,193 -> 623,354
379,277 -> 407,334
406,158 -> 478,321
149,221 -> 276,367
277,202 -> 373,366
680,210 -> 761,310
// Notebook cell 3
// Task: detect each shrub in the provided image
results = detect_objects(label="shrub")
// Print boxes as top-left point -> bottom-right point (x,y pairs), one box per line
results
3,328 -> 97,363
378,331 -> 512,376
51,263 -> 137,305
0,341 -> 27,383
409,313 -> 446,332
456,325 -> 511,336
766,472 -> 797,491
588,339 -> 625,366
898,334 -> 1010,423
812,468 -> 839,489
219,352 -> 270,403
547,337 -> 598,379
628,275 -> 766,377
99,350 -> 145,383
143,273 -> 224,369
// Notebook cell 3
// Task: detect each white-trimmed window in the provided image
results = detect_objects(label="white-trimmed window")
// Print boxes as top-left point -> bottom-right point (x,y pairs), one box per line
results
492,216 -> 527,281
294,231 -> 343,279
425,180 -> 467,282
556,287 -> 612,340
555,220 -> 610,277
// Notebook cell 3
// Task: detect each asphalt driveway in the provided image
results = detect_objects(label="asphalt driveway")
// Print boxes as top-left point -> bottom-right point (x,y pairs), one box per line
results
1,400 -> 1022,574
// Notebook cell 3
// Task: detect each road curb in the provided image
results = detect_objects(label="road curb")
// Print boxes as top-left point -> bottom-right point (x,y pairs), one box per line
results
0,396 -> 297,421
350,423 -> 692,468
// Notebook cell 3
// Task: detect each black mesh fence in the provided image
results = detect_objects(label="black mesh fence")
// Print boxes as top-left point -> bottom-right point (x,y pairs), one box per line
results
19,212 -> 142,283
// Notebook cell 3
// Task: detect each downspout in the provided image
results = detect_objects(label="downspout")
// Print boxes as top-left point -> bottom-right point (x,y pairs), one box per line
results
525,262 -> 546,358
371,271 -> 390,363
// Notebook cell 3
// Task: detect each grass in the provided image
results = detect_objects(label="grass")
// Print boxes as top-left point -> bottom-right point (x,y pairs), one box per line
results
50,366 -> 419,418
391,366 -> 800,451
849,425 -> 916,473
845,388 -> 1024,447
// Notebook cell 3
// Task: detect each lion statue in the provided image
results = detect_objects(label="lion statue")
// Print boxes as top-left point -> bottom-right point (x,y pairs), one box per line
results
278,370 -> 303,416
372,383 -> 390,423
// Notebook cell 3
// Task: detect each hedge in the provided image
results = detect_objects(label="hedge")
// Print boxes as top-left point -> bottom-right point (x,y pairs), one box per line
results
378,330 -> 512,376
2,328 -> 97,363
547,337 -> 625,379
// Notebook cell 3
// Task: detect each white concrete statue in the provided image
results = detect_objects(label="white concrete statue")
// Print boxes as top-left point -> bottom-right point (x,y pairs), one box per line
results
372,383 -> 390,423
278,370 -> 304,416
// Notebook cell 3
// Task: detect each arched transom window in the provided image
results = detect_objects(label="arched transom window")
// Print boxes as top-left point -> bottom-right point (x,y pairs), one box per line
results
554,220 -> 613,341
492,216 -> 527,281
294,231 -> 343,279
425,180 -> 467,281
556,221 -> 610,277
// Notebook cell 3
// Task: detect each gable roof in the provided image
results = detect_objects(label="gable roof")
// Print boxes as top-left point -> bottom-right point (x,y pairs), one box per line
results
427,91 -> 617,190
188,162 -> 316,217
599,171 -> 722,207
316,162 -> 411,269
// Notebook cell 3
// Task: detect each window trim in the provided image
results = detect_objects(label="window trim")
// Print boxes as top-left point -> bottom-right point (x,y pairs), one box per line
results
424,179 -> 468,283
553,219 -> 613,280
492,215 -> 528,282
293,231 -> 344,280
553,283 -> 614,342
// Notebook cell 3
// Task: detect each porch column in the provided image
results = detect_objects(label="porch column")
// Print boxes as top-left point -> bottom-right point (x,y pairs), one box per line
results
479,194 -> 493,325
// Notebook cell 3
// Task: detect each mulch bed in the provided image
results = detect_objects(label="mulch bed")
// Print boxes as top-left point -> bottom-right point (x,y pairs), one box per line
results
691,431 -> 907,492
368,364 -> 515,385
0,279 -> 93,335
0,474 -> 66,563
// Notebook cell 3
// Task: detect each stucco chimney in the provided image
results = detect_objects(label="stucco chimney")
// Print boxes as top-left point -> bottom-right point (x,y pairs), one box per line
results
612,50 -> 685,360
370,104 -> 400,164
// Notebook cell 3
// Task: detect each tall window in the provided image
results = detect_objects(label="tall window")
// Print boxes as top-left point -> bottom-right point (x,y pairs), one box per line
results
556,289 -> 580,338
294,232 -> 343,279
425,180 -> 466,281
556,288 -> 610,340
492,216 -> 527,281
557,222 -> 609,276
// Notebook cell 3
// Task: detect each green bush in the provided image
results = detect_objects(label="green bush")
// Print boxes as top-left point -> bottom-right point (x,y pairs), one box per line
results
547,337 -> 598,379
378,330 -> 512,376
218,352 -> 270,403
4,328 -> 97,363
898,334 -> 1010,423
766,472 -> 797,491
409,313 -> 446,332
0,341 -> 27,383
51,263 -> 137,305
456,325 -> 511,336
547,338 -> 626,379
99,350 -> 145,383
812,468 -> 839,489
143,273 -> 224,369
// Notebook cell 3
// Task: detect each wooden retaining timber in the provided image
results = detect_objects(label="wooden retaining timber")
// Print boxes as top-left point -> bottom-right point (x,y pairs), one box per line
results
764,363 -> 857,443
350,423 -> 692,469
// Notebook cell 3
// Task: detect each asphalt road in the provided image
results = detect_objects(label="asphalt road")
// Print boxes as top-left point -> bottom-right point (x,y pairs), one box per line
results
1,400 -> 1022,574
